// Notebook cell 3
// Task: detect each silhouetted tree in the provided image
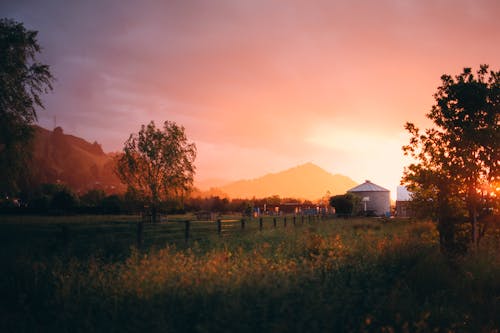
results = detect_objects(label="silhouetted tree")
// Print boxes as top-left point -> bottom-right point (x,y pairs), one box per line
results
403,65 -> 499,254
24,183 -> 77,213
101,195 -> 123,214
116,121 -> 196,222
0,19 -> 54,196
80,189 -> 106,213
242,201 -> 254,217
227,198 -> 248,213
329,194 -> 357,217
51,187 -> 78,212
80,189 -> 106,209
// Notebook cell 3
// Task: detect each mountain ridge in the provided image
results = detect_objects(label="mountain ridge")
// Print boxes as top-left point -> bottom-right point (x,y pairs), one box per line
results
30,126 -> 356,199
209,162 -> 357,200
29,126 -> 125,193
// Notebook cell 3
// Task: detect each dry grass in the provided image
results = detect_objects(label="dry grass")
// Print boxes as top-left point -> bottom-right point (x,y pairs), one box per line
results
1,217 -> 499,332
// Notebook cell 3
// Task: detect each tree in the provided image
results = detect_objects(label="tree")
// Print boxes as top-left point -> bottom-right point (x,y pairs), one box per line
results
0,19 -> 54,195
402,65 -> 499,255
80,189 -> 106,209
51,187 -> 78,212
101,195 -> 123,214
329,194 -> 358,218
116,121 -> 196,222
26,183 -> 76,213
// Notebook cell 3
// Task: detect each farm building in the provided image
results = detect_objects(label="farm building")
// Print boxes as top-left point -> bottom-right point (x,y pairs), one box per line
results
395,186 -> 413,217
259,202 -> 327,216
347,180 -> 390,217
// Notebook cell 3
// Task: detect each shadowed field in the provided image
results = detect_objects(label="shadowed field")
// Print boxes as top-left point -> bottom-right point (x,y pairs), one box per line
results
1,216 -> 499,332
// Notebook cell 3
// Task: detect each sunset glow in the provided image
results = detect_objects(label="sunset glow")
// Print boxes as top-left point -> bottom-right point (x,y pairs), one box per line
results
2,0 -> 499,198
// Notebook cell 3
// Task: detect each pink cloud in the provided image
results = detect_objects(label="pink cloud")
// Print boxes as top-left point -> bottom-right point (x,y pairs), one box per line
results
2,0 -> 499,193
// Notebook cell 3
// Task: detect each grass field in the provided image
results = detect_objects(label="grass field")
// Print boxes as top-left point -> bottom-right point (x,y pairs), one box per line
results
1,215 -> 499,332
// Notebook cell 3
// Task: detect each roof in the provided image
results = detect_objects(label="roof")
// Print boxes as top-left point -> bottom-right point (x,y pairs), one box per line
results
397,186 -> 411,201
348,180 -> 389,192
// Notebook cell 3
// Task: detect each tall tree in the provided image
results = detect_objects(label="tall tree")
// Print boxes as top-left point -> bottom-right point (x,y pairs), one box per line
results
0,18 -> 54,195
402,65 -> 499,254
116,121 -> 196,222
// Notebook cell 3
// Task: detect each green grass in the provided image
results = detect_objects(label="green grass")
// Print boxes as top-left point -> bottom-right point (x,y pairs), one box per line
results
0,215 -> 499,332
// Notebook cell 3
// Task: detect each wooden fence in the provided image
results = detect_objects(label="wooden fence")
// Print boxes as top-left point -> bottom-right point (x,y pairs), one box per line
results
135,214 -> 328,248
43,214 -> 332,254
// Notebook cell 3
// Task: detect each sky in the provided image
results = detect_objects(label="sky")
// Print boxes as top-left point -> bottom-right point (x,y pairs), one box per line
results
2,0 -> 499,198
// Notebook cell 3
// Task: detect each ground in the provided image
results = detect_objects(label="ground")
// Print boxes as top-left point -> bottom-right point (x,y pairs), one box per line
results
0,215 -> 499,332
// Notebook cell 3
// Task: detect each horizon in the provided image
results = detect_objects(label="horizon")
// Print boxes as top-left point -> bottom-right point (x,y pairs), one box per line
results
2,0 -> 499,199
32,123 -> 401,200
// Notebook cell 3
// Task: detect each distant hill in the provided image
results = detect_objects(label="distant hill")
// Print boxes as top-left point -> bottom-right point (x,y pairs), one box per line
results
194,178 -> 230,191
27,127 -> 356,199
215,163 -> 357,200
29,126 -> 125,193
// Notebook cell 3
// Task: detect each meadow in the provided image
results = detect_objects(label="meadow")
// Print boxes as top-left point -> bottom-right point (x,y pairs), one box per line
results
1,215 -> 499,332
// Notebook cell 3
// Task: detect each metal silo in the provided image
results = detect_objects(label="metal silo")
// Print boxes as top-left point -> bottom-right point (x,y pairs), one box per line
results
347,180 -> 391,216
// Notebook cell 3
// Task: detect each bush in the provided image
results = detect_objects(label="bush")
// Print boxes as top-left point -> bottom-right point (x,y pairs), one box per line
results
101,195 -> 123,214
51,188 -> 78,212
329,193 -> 359,217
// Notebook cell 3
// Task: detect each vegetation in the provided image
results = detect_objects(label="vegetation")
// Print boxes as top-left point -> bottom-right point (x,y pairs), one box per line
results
329,193 -> 359,217
0,19 -> 54,196
116,121 -> 197,223
403,65 -> 499,255
0,17 -> 497,330
1,216 -> 499,332
1,184 -> 324,217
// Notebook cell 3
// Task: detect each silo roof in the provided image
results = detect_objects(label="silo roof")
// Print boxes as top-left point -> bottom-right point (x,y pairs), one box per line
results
348,180 -> 389,192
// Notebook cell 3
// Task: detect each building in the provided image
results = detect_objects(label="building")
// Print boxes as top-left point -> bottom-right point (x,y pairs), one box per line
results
395,185 -> 413,217
347,180 -> 390,217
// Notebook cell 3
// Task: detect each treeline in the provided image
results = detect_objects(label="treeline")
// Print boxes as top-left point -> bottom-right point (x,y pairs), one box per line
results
0,184 -> 138,215
188,195 -> 317,216
0,184 -> 319,216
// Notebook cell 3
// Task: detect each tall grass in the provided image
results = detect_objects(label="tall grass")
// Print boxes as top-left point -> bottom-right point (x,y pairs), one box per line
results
1,218 -> 499,332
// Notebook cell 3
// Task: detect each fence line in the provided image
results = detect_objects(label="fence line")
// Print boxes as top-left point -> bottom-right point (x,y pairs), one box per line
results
53,214 -> 334,251
156,214 -> 331,248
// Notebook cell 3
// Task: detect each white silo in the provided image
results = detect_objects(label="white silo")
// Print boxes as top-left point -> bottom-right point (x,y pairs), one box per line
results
347,180 -> 391,216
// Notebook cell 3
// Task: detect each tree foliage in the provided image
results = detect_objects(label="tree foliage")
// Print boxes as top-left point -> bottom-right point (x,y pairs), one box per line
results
402,65 -> 499,254
116,121 -> 196,222
0,18 -> 54,195
329,194 -> 358,217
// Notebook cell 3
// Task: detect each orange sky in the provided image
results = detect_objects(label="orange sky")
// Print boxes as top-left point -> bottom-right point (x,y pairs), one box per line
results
2,0 -> 500,198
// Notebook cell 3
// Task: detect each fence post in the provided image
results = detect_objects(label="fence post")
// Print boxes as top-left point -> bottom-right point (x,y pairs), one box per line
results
259,217 -> 263,231
308,215 -> 311,223
301,215 -> 304,224
217,219 -> 222,236
184,220 -> 190,244
293,215 -> 296,226
241,218 -> 246,230
136,221 -> 144,249
273,217 -> 277,228
284,216 -> 287,228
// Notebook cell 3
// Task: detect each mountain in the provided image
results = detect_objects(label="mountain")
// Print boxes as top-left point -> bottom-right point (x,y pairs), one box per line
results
216,163 -> 357,200
29,126 -> 125,193
194,177 -> 230,191
28,127 -> 356,199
